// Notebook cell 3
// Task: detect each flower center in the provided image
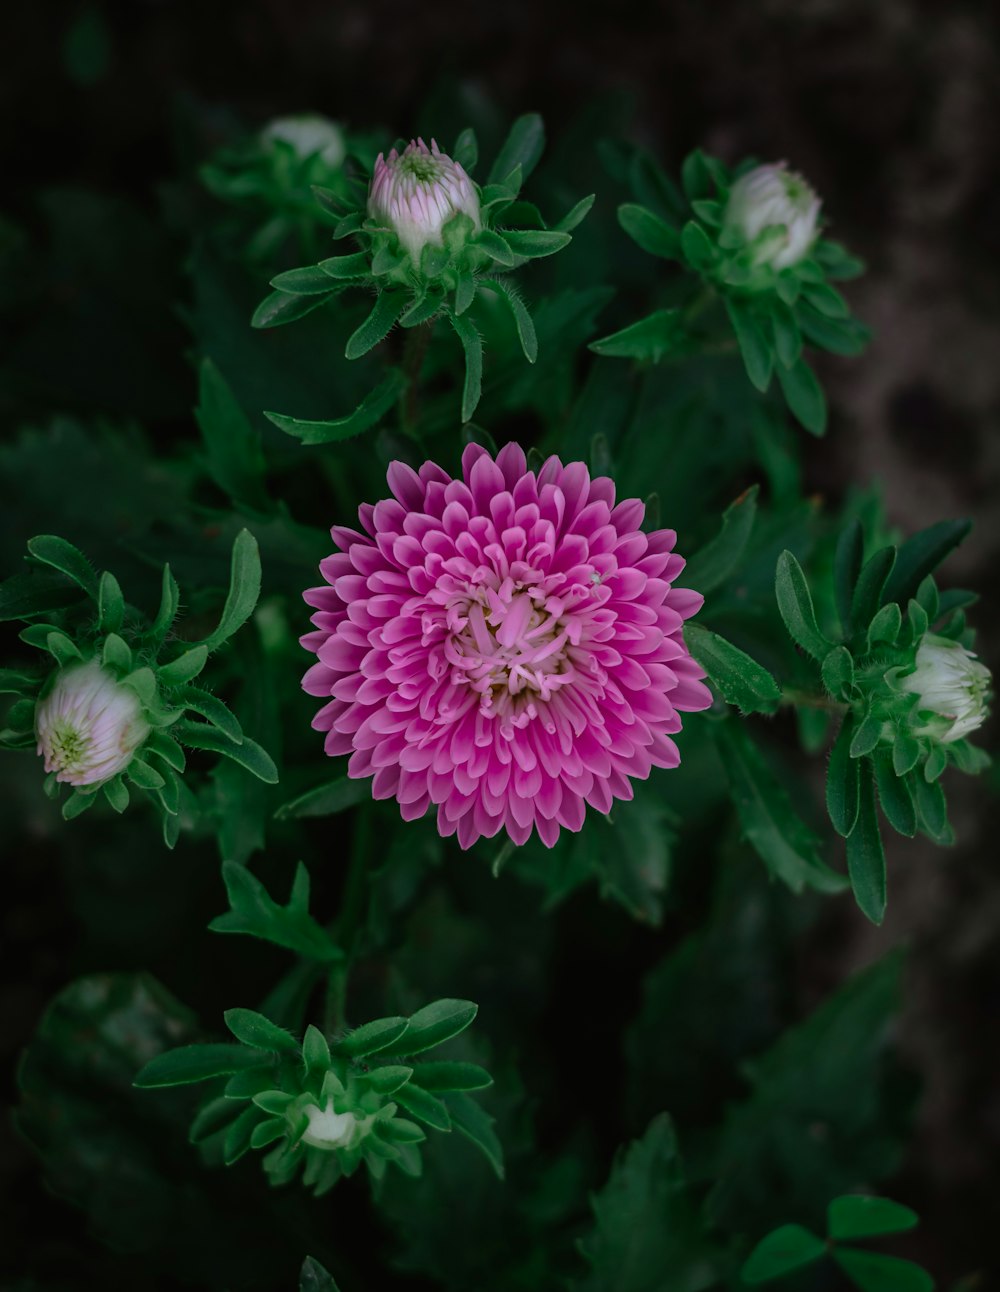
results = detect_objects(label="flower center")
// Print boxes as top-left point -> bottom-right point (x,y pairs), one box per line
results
47,721 -> 89,773
443,578 -> 578,716
397,152 -> 443,186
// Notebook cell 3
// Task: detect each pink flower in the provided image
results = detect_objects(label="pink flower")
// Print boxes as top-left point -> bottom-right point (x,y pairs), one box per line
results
302,443 -> 711,850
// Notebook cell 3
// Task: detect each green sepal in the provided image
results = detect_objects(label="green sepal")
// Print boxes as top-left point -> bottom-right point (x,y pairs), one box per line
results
126,757 -> 165,791
101,633 -> 132,673
102,776 -> 129,814
45,631 -> 83,668
97,571 -> 125,633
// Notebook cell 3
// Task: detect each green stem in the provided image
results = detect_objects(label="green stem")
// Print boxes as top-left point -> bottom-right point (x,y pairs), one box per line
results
322,805 -> 374,1034
402,320 -> 435,431
781,688 -> 849,713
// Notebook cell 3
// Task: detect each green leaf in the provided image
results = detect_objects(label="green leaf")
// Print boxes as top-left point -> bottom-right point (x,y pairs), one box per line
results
618,203 -> 680,259
775,356 -> 827,435
579,1113 -> 719,1292
769,299 -> 803,368
176,686 -> 242,743
775,549 -> 830,660
198,529 -> 261,653
208,860 -> 340,962
488,279 -> 537,363
45,631 -> 83,667
195,359 -> 269,511
554,193 -> 596,234
224,1008 -> 300,1055
913,775 -> 948,842
892,731 -> 921,777
449,311 -> 483,423
134,1042 -> 269,1088
882,519 -> 971,609
452,127 -> 478,172
0,570 -> 85,621
379,999 -> 478,1057
679,220 -> 714,271
126,757 -> 165,791
685,485 -> 759,595
487,113 -> 544,185
317,251 -> 371,279
834,1250 -> 933,1292
409,1061 -> 493,1093
726,298 -> 773,392
394,1082 -> 452,1132
362,1065 -> 413,1095
828,1195 -> 919,1241
713,721 -> 847,895
344,291 -> 407,360
158,646 -> 208,687
680,148 -> 714,201
873,748 -> 917,837
26,535 -> 98,597
264,370 -> 406,445
173,721 -> 277,783
251,288 -> 336,329
827,717 -> 861,837
835,521 -> 865,633
445,1092 -> 505,1181
851,547 -> 896,635
741,1224 -> 827,1284
684,624 -> 781,715
338,1016 -> 410,1058
274,776 -> 368,820
589,308 -> 686,361
846,760 -> 886,924
270,264 -> 345,295
103,777 -> 129,814
501,228 -> 572,259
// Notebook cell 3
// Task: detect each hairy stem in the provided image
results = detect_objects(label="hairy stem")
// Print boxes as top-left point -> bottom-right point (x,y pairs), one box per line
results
402,320 -> 435,431
322,804 -> 374,1034
780,688 -> 849,713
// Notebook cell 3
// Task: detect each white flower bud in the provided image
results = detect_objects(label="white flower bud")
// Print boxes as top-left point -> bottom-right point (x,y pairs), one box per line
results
725,163 -> 821,271
261,114 -> 345,168
301,1099 -> 373,1150
367,137 -> 481,265
905,634 -> 991,744
35,659 -> 150,787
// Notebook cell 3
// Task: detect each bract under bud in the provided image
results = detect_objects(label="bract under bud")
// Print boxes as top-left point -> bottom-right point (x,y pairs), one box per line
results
904,634 -> 991,744
724,163 -> 821,271
367,137 -> 481,265
261,114 -> 346,168
35,659 -> 149,787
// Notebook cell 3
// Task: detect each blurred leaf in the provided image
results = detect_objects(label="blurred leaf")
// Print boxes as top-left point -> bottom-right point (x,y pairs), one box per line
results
741,1224 -> 826,1284
264,369 -> 406,445
578,1114 -> 721,1292
834,1250 -> 934,1292
686,486 -> 759,596
487,113 -> 545,185
827,1195 -> 919,1241
713,720 -> 847,895
195,358 -> 269,511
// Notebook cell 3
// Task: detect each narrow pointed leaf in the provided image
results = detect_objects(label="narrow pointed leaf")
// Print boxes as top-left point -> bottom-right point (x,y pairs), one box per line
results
265,371 -> 405,445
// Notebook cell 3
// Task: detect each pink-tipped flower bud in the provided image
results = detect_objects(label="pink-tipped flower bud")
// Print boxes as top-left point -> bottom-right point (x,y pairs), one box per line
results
367,138 -> 481,265
725,163 -> 821,271
35,659 -> 150,787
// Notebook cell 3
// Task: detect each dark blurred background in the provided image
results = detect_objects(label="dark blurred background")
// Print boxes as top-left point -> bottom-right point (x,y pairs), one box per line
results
2,1 -> 999,1286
